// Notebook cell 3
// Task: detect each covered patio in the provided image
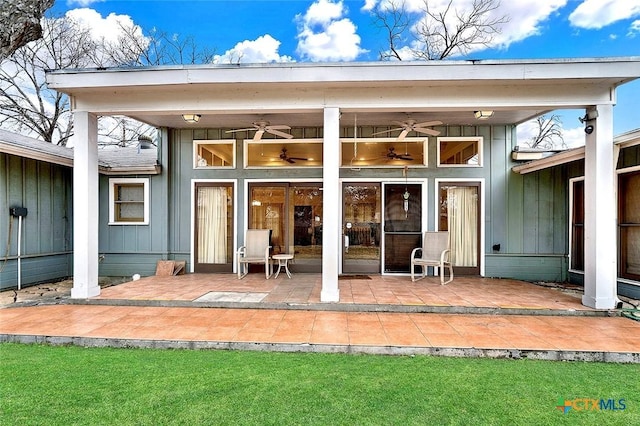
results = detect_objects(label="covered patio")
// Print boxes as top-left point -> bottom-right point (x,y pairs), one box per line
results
87,273 -> 594,314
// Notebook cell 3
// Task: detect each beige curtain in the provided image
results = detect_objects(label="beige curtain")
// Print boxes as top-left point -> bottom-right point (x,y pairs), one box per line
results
197,187 -> 227,263
447,187 -> 478,267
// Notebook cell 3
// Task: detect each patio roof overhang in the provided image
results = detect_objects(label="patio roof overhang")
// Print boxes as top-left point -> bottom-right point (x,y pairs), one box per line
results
512,128 -> 640,174
46,57 -> 640,130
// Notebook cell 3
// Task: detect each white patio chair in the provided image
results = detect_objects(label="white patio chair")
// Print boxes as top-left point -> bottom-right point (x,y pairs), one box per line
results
237,229 -> 272,279
410,231 -> 453,285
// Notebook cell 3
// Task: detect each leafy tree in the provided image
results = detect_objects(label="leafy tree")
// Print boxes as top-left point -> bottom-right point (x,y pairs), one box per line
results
372,0 -> 508,60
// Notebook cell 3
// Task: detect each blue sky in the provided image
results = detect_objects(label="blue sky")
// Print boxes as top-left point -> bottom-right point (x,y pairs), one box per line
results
48,0 -> 640,145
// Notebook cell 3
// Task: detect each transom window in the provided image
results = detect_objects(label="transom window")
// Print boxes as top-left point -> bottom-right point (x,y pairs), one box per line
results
341,138 -> 427,167
437,137 -> 482,167
194,140 -> 235,168
109,178 -> 149,225
245,140 -> 323,168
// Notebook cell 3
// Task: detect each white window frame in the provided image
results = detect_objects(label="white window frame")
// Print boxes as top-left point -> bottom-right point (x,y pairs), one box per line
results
193,139 -> 236,169
568,176 -> 585,273
437,136 -> 483,167
617,165 -> 640,284
340,137 -> 428,168
244,139 -> 323,169
108,178 -> 150,225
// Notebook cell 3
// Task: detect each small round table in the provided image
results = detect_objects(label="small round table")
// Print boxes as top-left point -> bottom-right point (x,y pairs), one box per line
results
272,254 -> 294,279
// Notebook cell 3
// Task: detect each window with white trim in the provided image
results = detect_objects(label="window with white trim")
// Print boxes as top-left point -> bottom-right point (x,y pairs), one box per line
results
619,169 -> 640,281
568,177 -> 584,272
109,178 -> 149,225
437,137 -> 482,167
194,140 -> 235,168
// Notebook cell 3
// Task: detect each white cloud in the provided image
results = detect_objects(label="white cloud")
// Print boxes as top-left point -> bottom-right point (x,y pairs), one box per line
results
212,35 -> 294,64
628,19 -> 640,36
483,0 -> 568,50
569,0 -> 640,29
65,8 -> 142,43
296,0 -> 366,61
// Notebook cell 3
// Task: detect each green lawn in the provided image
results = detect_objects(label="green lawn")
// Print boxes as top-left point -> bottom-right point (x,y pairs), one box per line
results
1,343 -> 637,425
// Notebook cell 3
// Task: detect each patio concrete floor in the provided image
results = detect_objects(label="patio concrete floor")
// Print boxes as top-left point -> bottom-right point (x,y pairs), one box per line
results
1,274 -> 639,362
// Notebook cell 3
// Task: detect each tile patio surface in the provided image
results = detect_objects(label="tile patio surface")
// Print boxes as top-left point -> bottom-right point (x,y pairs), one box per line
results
1,274 -> 639,362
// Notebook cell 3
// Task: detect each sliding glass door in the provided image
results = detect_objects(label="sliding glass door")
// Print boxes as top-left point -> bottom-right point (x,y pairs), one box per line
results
248,183 -> 323,272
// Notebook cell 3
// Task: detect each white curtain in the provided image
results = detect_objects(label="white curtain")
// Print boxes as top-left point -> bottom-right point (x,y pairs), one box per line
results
197,187 -> 227,263
447,187 -> 477,267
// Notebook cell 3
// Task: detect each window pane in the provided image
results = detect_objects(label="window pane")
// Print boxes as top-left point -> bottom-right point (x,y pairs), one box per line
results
114,183 -> 144,222
249,186 -> 286,254
621,227 -> 640,279
117,184 -> 143,202
116,203 -> 143,221
619,172 -> 640,280
195,141 -> 234,168
439,140 -> 480,165
620,172 -> 640,223
246,142 -> 322,167
571,180 -> 584,271
290,185 -> 323,263
341,140 -> 425,167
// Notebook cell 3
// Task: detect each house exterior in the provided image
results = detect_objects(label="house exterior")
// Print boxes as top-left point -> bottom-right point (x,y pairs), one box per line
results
44,58 -> 640,309
0,129 -> 158,290
0,129 -> 73,289
513,129 -> 640,300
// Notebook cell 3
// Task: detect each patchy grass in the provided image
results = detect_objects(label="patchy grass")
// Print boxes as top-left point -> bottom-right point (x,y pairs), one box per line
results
1,343 -> 637,425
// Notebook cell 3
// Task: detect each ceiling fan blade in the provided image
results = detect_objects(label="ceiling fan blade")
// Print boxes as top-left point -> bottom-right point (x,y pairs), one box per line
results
372,127 -> 404,136
226,128 -> 256,133
397,129 -> 409,141
414,127 -> 441,136
288,157 -> 308,161
413,120 -> 443,128
267,129 -> 294,139
253,129 -> 265,141
266,125 -> 291,131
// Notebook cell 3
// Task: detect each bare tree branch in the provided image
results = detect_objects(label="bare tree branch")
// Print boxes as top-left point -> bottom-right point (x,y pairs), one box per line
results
1,13 -> 216,147
526,115 -> 566,150
371,0 -> 509,60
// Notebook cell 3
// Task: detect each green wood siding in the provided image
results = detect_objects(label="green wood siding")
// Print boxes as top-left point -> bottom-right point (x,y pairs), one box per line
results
0,153 -> 72,289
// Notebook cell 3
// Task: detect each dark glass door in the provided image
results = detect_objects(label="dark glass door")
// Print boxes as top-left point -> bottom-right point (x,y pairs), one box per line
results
383,183 -> 422,273
343,183 -> 381,274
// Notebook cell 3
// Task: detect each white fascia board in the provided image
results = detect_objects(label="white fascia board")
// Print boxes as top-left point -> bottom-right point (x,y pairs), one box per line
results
512,147 -> 585,174
46,58 -> 640,90
614,128 -> 640,148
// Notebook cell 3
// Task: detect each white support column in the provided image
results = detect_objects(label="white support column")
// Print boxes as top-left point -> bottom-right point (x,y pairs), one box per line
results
71,111 -> 101,298
582,104 -> 618,309
321,107 -> 340,302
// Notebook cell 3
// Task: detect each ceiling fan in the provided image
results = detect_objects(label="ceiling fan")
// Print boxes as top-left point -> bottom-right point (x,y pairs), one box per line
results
385,147 -> 413,161
226,120 -> 293,141
373,119 -> 442,141
279,148 -> 308,164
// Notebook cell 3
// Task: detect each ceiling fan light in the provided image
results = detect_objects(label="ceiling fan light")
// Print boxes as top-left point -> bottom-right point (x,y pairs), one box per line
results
474,110 -> 494,120
182,114 -> 201,123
